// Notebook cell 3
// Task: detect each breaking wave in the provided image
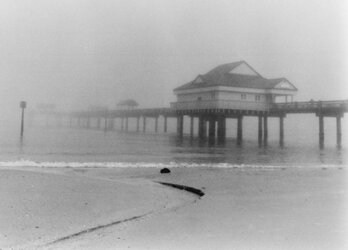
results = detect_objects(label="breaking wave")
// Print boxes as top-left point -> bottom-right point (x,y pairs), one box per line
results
0,160 -> 344,169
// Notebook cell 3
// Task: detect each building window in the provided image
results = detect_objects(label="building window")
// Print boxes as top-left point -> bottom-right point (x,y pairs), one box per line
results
241,93 -> 246,100
197,97 -> 202,101
255,95 -> 261,101
211,92 -> 216,100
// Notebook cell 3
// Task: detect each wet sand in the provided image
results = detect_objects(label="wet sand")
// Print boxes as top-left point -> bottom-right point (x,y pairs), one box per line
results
1,166 -> 347,250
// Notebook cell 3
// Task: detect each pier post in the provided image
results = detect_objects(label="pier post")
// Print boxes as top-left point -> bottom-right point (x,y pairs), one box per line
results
237,115 -> 243,145
258,115 -> 263,145
217,116 -> 226,141
336,114 -> 342,147
77,117 -> 81,128
279,115 -> 284,146
190,116 -> 194,137
209,116 -> 216,138
143,116 -> 146,133
86,117 -> 90,129
198,116 -> 207,139
319,115 -> 324,148
125,117 -> 129,132
108,118 -> 114,130
104,116 -> 107,132
121,117 -> 124,131
164,116 -> 167,133
97,117 -> 101,129
263,114 -> 268,145
155,116 -> 158,132
136,116 -> 140,132
177,115 -> 184,137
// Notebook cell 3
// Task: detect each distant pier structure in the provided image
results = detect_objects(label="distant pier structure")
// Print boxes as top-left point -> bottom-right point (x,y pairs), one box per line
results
31,61 -> 347,147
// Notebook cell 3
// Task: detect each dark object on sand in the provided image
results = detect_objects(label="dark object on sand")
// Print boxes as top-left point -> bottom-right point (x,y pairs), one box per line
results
158,182 -> 205,197
160,168 -> 171,174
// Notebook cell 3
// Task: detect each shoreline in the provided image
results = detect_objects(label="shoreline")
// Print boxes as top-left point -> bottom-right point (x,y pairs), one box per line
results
1,165 -> 347,250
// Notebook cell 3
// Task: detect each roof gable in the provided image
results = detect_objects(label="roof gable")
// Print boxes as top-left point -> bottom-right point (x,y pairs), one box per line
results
274,79 -> 297,90
228,62 -> 259,76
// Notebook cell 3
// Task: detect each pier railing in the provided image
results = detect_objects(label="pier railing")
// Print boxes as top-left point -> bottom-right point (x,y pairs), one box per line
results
171,100 -> 269,111
271,100 -> 348,113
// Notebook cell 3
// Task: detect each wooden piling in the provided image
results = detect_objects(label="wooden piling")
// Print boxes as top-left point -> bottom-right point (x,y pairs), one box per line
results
136,117 -> 140,132
143,116 -> 146,132
190,116 -> 194,137
164,116 -> 167,133
319,115 -> 324,148
237,115 -> 243,144
209,116 -> 216,138
279,115 -> 284,146
258,115 -> 263,145
337,115 -> 342,147
125,117 -> 129,132
177,115 -> 184,137
155,116 -> 158,132
198,116 -> 207,139
263,114 -> 268,145
217,116 -> 226,141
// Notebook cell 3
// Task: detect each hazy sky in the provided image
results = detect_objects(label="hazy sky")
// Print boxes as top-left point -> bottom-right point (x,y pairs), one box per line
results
0,0 -> 347,116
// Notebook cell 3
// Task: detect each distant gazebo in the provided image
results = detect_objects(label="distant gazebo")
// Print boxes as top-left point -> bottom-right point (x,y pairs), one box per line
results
116,99 -> 139,110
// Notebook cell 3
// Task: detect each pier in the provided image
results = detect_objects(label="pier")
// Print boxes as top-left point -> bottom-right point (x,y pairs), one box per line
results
29,61 -> 348,148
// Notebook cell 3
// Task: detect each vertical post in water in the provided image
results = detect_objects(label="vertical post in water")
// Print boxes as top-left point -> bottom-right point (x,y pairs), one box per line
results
209,116 -> 216,139
164,116 -> 167,133
155,116 -> 158,133
20,101 -> 27,139
136,116 -> 140,132
190,116 -> 194,137
258,115 -> 263,145
237,115 -> 243,145
319,114 -> 324,148
143,116 -> 146,133
177,115 -> 184,137
279,115 -> 284,146
217,116 -> 226,142
336,114 -> 342,147
125,116 -> 129,132
263,114 -> 268,145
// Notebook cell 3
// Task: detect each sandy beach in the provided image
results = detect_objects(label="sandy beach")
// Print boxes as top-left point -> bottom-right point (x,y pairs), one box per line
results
1,166 -> 347,250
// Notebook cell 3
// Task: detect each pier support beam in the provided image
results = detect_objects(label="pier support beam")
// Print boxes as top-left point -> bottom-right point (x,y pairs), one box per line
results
121,117 -> 124,131
97,118 -> 101,129
143,116 -> 146,133
237,115 -> 243,145
136,117 -> 140,132
209,116 -> 216,138
198,116 -> 207,139
217,116 -> 226,141
125,117 -> 129,132
108,118 -> 114,130
258,115 -> 263,145
279,115 -> 284,146
190,116 -> 194,137
319,115 -> 324,148
263,114 -> 268,145
104,116 -> 108,132
164,116 -> 167,133
177,115 -> 184,137
155,116 -> 158,133
336,114 -> 342,147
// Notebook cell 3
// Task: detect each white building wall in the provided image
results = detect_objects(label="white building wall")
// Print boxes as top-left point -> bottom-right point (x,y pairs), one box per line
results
177,90 -> 267,103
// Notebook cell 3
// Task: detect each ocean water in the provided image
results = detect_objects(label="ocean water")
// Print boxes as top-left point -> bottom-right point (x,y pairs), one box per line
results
0,114 -> 347,169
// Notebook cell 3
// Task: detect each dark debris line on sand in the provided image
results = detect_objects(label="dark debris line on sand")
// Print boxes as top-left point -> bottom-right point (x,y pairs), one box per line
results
157,182 -> 205,197
44,213 -> 150,247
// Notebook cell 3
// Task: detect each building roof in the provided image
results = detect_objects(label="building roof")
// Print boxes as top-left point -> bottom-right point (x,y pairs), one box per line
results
174,61 -> 297,92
